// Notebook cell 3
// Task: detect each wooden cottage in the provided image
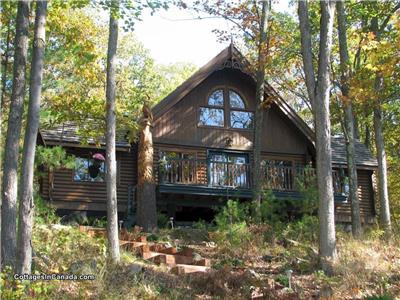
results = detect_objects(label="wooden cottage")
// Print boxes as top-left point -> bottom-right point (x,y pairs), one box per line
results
39,46 -> 378,223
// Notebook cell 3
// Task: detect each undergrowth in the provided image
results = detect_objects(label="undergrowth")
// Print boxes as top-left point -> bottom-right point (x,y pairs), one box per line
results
1,192 -> 399,299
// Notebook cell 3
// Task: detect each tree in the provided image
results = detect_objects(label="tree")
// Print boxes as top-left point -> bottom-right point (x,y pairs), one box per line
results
1,0 -> 30,270
336,1 -> 362,238
136,103 -> 157,232
105,0 -> 120,263
298,0 -> 337,273
16,0 -> 48,274
252,0 -> 271,213
370,11 -> 393,236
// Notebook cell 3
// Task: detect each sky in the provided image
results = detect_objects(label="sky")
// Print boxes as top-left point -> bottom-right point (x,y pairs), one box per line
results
135,1 -> 292,67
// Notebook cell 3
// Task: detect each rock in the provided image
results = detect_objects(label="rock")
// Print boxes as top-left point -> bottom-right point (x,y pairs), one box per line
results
69,259 -> 97,275
193,252 -> 203,262
319,284 -> 334,298
127,263 -> 143,275
61,211 -> 88,225
247,269 -> 261,279
262,255 -> 274,262
51,224 -> 72,230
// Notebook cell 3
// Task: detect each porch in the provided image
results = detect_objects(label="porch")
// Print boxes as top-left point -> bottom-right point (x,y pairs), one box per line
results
156,158 -> 348,201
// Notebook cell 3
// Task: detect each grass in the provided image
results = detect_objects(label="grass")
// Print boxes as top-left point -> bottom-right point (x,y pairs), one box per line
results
1,220 -> 399,299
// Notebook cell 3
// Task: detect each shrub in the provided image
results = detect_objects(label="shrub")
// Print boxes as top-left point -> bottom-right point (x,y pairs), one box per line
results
34,193 -> 60,224
157,212 -> 170,228
281,215 -> 319,243
35,145 -> 75,176
211,221 -> 252,254
214,199 -> 249,230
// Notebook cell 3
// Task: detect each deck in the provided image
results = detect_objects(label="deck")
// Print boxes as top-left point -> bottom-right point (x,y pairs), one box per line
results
156,158 -> 348,202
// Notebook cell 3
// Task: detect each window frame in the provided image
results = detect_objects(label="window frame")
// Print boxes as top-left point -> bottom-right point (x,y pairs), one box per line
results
73,156 -> 106,183
198,86 -> 254,131
71,154 -> 120,185
198,106 -> 225,128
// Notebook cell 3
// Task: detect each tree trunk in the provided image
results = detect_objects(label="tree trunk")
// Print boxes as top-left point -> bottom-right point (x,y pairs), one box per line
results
298,0 -> 315,109
105,0 -> 120,263
1,0 -> 30,270
16,0 -> 48,275
298,0 -> 337,274
373,105 -> 391,234
336,0 -> 362,238
136,104 -> 157,232
371,16 -> 391,237
252,0 -> 270,215
1,14 -> 12,116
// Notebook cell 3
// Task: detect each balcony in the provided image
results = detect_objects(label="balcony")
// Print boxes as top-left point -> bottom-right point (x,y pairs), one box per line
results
156,158 -> 347,201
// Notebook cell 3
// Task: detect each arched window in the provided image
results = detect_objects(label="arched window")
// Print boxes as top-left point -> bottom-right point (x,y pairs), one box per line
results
208,89 -> 224,106
199,88 -> 254,129
199,89 -> 225,127
229,90 -> 245,109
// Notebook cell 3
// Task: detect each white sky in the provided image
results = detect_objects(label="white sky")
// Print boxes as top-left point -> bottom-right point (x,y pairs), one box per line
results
135,1 -> 292,67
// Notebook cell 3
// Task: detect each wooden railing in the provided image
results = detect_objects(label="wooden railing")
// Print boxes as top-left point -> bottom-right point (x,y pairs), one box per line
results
157,158 -> 344,194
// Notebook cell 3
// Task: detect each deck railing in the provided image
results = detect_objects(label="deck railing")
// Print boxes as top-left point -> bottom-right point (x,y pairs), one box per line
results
157,158 -> 344,194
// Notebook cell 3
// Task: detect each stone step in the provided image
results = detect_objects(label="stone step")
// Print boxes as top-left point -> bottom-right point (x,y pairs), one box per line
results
171,264 -> 211,275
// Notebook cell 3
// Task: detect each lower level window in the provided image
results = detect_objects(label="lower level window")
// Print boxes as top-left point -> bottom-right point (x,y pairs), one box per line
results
74,157 -> 105,182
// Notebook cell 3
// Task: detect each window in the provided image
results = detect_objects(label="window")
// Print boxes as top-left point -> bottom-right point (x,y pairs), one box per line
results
261,159 -> 294,190
230,111 -> 254,129
74,157 -> 105,182
333,168 -> 349,196
208,89 -> 224,106
199,107 -> 224,127
208,151 -> 249,188
199,88 -> 254,129
159,151 -> 196,184
229,90 -> 245,109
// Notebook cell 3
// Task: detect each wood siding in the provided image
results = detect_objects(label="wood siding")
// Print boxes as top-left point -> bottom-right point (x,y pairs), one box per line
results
40,146 -> 137,212
335,169 -> 375,223
153,68 -> 312,156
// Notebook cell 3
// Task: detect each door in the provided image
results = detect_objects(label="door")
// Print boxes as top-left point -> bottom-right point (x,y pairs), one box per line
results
208,151 -> 249,188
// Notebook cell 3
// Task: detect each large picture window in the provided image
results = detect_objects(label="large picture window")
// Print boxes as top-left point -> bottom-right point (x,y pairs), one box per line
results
74,157 -> 105,182
199,88 -> 254,129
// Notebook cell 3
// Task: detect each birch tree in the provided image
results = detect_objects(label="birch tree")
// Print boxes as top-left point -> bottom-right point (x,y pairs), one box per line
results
336,1 -> 362,238
298,0 -> 337,273
371,16 -> 391,236
1,0 -> 30,269
105,0 -> 120,263
252,0 -> 270,214
16,0 -> 48,274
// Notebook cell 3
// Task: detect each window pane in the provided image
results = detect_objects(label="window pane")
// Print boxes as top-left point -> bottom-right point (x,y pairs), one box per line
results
74,158 -> 89,181
229,90 -> 245,109
208,89 -> 224,106
199,107 -> 224,127
230,111 -> 254,129
74,157 -> 105,182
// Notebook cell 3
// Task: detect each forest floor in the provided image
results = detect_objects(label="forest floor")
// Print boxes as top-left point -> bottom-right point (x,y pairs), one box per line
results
1,220 -> 400,300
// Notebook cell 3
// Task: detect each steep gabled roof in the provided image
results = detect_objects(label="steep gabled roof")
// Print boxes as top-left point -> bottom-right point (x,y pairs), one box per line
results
152,45 -> 315,144
152,45 -> 378,169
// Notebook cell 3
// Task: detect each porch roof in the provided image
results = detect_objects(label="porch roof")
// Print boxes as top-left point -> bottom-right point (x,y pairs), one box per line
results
331,136 -> 378,169
39,122 -> 131,151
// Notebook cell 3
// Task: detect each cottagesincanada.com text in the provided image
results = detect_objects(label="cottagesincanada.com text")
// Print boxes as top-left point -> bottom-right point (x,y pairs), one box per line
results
14,273 -> 96,281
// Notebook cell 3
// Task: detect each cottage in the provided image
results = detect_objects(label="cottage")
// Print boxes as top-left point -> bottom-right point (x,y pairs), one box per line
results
39,45 -> 378,223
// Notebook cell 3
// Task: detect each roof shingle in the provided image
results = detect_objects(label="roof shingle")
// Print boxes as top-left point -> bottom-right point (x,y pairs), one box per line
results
331,136 -> 377,168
